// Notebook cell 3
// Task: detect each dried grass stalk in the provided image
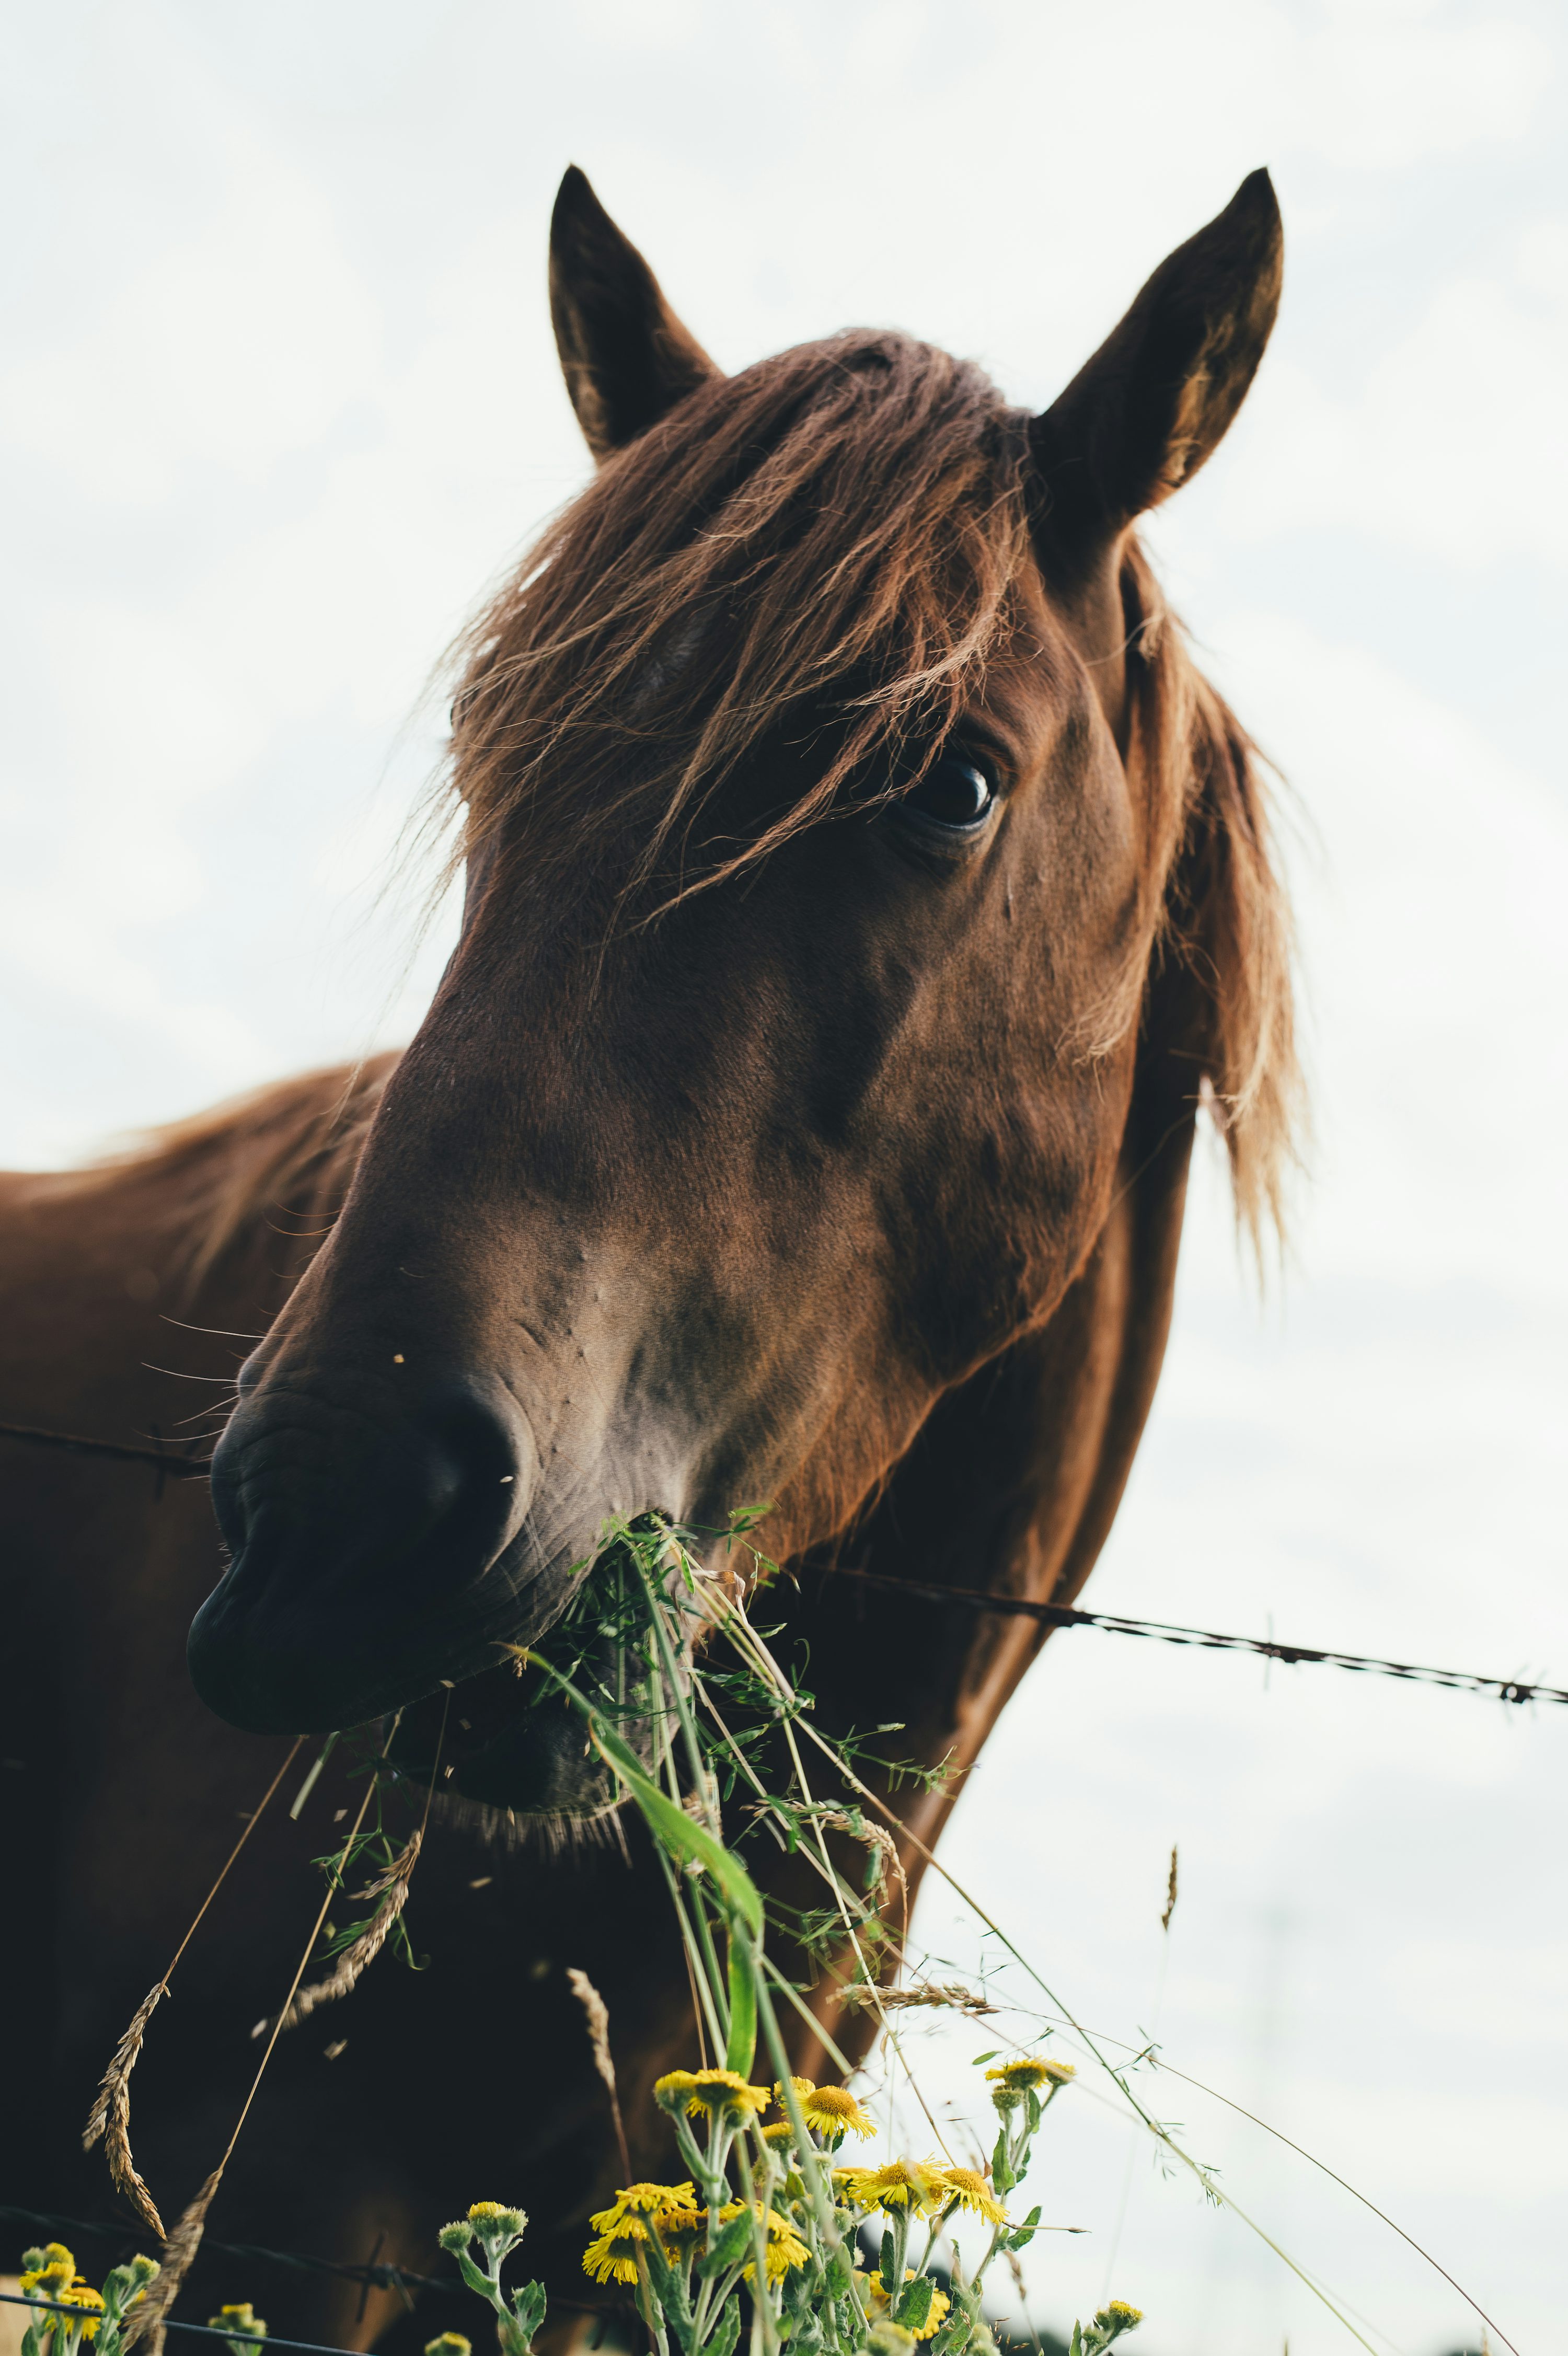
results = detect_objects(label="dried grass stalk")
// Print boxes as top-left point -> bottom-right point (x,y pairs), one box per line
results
257,1831 -> 422,2037
125,2163 -> 224,2355
80,1737 -> 304,2236
840,1980 -> 996,2019
568,1966 -> 631,2182
82,1980 -> 169,2237
1161,1844 -> 1179,1935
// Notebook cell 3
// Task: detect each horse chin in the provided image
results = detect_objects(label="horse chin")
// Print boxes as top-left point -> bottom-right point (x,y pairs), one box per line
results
386,1655 -> 628,1818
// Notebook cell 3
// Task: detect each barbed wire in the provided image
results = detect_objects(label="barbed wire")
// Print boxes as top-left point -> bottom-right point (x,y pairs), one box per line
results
0,2291 -> 365,2356
831,1568 -> 1564,1707
0,2205 -> 455,2305
0,2207 -> 612,2324
2,1417 -> 1558,1708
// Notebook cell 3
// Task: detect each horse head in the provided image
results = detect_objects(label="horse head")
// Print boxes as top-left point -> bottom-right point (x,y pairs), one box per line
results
190,167 -> 1292,1812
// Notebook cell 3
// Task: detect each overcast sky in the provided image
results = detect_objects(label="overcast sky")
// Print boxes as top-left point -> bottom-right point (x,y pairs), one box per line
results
2,5 -> 1565,2352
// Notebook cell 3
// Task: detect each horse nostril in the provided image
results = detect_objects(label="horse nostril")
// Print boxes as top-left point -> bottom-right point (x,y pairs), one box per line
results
192,1370 -> 539,1733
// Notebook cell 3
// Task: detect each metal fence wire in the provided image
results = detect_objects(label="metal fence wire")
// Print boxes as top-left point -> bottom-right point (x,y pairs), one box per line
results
1,1418 -> 1562,1708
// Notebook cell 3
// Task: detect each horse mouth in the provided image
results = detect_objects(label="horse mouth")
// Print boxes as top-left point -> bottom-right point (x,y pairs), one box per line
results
385,1650 -> 625,1819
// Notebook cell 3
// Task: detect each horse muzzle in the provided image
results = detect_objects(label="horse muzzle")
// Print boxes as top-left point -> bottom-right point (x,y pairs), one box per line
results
189,1367 -> 577,1738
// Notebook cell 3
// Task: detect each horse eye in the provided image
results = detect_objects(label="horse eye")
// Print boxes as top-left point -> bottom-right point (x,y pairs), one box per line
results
901,750 -> 995,830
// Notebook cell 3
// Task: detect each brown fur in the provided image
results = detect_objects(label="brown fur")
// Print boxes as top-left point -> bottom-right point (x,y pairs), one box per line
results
0,167 -> 1297,2350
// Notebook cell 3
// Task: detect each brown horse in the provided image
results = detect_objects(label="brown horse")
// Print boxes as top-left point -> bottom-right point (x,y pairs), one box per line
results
0,167 -> 1295,2348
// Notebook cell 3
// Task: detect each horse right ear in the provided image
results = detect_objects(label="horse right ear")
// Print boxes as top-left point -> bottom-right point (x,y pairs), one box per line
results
1031,170 -> 1283,561
549,166 -> 723,464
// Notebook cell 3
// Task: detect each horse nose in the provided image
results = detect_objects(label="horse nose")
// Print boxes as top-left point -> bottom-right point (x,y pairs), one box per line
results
189,1370 -> 538,1734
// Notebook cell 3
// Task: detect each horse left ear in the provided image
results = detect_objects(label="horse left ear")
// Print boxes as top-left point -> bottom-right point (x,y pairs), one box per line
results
1031,170 -> 1282,553
549,165 -> 724,463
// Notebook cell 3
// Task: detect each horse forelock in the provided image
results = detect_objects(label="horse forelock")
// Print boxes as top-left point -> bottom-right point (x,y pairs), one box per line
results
439,329 -> 1038,909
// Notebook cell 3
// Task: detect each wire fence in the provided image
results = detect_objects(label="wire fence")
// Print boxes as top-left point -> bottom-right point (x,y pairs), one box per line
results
3,1418 -> 1561,1708
0,2207 -> 614,2330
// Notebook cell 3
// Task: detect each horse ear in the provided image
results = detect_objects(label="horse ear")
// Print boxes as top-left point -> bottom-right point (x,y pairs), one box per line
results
549,165 -> 723,463
1031,170 -> 1282,555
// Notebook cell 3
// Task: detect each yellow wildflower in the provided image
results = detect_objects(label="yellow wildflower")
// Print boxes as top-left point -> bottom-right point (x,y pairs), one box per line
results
984,2057 -> 1073,2091
655,2068 -> 769,2119
210,2307 -> 267,2346
20,2249 -> 76,2295
424,2338 -> 471,2356
590,2184 -> 696,2232
1099,2303 -> 1142,2325
689,2068 -> 771,2117
779,2081 -> 875,2141
836,2159 -> 947,2215
582,2215 -> 651,2285
54,2285 -> 106,2341
653,2070 -> 702,2109
932,2166 -> 1006,2224
651,2200 -> 705,2262
714,2202 -> 809,2284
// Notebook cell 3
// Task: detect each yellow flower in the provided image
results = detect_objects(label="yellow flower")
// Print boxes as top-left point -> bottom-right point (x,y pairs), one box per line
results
590,2184 -> 696,2232
932,2166 -> 1006,2225
714,2203 -> 809,2284
655,2068 -> 769,2119
55,2285 -> 106,2340
779,2081 -> 875,2141
689,2069 -> 771,2118
424,2337 -> 472,2356
856,2270 -> 951,2341
836,2160 -> 947,2215
209,2307 -> 267,2342
457,2202 -> 527,2253
1094,2304 -> 1143,2337
582,2216 -> 651,2285
981,2045 -> 1075,2101
20,2249 -> 77,2296
650,2201 -> 705,2262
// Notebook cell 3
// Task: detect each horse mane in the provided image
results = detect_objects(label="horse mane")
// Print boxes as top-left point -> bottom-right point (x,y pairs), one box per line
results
1120,540 -> 1300,1249
61,1057 -> 399,1297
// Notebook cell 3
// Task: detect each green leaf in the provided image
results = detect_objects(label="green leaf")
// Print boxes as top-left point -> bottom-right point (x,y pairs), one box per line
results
509,2281 -> 547,2343
698,2212 -> 757,2279
895,2278 -> 935,2332
527,1651 -> 764,1937
1007,2205 -> 1042,2250
879,2231 -> 897,2294
971,2050 -> 1000,2064
991,2127 -> 1014,2192
701,2300 -> 743,2356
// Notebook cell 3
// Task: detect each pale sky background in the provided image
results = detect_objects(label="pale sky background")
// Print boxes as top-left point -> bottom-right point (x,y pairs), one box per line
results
2,4 -> 1565,2352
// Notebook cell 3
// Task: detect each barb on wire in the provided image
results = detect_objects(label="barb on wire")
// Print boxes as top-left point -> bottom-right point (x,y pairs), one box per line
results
831,1567 -> 1566,1708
